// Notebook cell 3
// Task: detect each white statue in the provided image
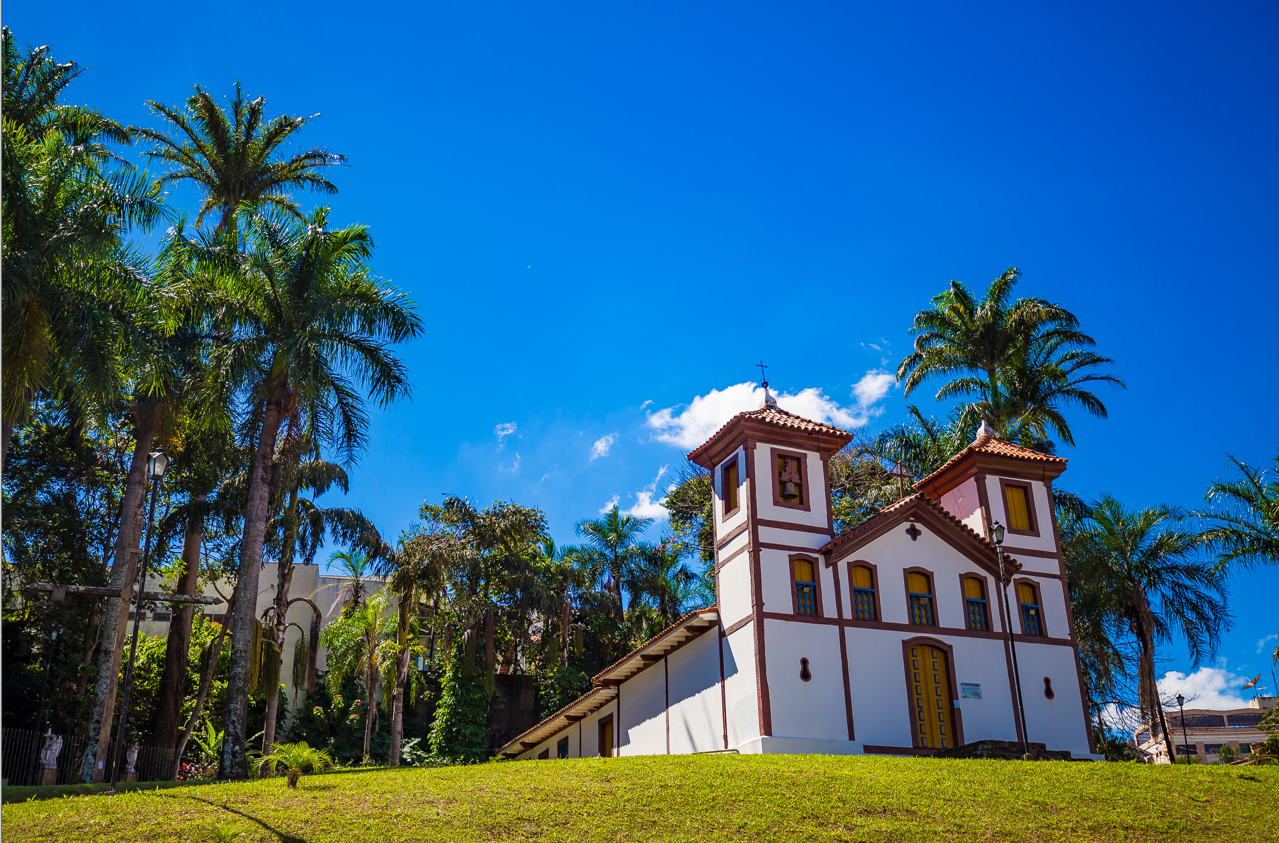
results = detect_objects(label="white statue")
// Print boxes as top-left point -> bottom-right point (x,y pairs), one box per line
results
39,730 -> 63,769
125,744 -> 139,775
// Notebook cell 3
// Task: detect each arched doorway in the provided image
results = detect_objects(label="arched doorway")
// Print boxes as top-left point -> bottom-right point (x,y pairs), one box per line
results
904,641 -> 957,750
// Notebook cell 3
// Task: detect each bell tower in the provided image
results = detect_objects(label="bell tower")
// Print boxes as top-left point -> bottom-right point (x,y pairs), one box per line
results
687,382 -> 854,752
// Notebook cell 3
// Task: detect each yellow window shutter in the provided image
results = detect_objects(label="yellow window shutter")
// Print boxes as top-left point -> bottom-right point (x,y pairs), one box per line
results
851,566 -> 873,589
907,572 -> 930,594
963,577 -> 983,600
1017,583 -> 1036,605
795,558 -> 814,583
1005,485 -> 1031,531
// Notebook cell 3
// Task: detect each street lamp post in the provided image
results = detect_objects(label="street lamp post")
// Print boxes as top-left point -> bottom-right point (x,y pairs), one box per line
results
110,450 -> 169,791
1176,693 -> 1191,764
992,521 -> 1031,759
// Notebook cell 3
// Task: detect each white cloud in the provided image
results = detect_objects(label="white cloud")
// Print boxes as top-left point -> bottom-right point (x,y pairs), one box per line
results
623,466 -> 670,520
639,399 -> 653,410
590,434 -> 617,462
599,495 -> 620,514
1157,666 -> 1258,709
853,370 -> 896,408
494,422 -> 517,446
1257,633 -> 1279,655
501,452 -> 521,473
645,372 -> 897,450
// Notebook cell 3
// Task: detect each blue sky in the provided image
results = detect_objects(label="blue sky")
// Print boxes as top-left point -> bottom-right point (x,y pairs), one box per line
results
9,1 -> 1277,703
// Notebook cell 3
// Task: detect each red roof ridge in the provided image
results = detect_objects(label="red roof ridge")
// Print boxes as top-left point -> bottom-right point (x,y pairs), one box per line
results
820,492 -> 999,557
687,405 -> 852,463
914,433 -> 1067,489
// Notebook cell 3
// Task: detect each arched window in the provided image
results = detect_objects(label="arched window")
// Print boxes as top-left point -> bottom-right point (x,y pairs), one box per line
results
906,572 -> 935,626
1017,582 -> 1044,636
794,558 -> 817,616
850,565 -> 876,621
962,577 -> 988,631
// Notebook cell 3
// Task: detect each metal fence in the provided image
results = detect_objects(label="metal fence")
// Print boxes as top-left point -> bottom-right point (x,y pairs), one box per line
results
1,728 -> 175,786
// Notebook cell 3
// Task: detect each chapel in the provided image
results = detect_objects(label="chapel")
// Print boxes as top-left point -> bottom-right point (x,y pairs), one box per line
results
498,386 -> 1098,760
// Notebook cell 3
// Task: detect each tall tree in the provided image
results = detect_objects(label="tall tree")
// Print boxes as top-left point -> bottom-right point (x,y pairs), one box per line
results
257,441 -> 377,755
212,208 -> 420,780
1200,451 -> 1279,571
1063,496 -> 1230,763
320,590 -> 393,761
1,28 -> 162,465
896,267 -> 1122,446
572,506 -> 651,620
135,82 -> 344,235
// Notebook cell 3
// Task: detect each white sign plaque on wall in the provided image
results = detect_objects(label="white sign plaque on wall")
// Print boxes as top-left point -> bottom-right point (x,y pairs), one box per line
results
960,683 -> 982,699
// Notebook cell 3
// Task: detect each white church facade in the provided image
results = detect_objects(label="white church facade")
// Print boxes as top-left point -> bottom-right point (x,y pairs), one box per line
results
498,394 -> 1098,761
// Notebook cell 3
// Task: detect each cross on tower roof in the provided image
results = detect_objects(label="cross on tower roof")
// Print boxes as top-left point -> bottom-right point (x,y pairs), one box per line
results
756,360 -> 769,388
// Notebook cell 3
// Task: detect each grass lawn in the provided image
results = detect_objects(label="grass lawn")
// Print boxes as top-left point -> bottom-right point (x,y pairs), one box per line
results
2,755 -> 1275,842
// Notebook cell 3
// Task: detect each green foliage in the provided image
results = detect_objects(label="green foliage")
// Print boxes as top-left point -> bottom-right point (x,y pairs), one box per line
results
537,663 -> 589,720
896,267 -> 1123,449
429,636 -> 491,762
663,463 -> 714,564
1200,450 -> 1279,572
260,741 -> 334,787
1216,744 -> 1240,764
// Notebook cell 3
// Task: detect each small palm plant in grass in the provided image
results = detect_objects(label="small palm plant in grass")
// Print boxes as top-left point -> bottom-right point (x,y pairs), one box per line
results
260,741 -> 334,788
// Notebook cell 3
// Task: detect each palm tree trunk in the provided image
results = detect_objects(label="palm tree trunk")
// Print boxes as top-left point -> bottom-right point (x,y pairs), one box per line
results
151,501 -> 205,757
171,591 -> 235,780
390,586 -> 413,767
261,489 -> 300,761
221,383 -> 287,780
80,404 -> 159,783
562,600 -> 571,667
1135,618 -> 1177,764
363,655 -> 376,759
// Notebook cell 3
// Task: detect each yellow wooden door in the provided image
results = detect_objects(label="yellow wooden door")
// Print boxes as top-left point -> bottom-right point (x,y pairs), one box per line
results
908,644 -> 955,749
600,719 -> 613,758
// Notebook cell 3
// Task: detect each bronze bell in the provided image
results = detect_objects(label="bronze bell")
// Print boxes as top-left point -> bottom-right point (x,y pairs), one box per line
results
781,481 -> 800,501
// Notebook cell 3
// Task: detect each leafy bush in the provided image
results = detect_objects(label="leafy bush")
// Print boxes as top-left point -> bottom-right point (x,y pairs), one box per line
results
259,741 -> 334,788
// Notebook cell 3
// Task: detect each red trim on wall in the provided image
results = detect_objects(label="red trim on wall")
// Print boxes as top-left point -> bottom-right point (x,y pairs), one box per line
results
746,441 -> 772,738
831,561 -> 855,741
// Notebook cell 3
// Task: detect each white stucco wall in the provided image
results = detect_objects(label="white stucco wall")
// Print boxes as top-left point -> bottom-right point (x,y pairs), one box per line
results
618,657 -> 667,756
716,448 -> 748,534
937,476 -> 983,534
1015,641 -> 1091,756
723,625 -> 760,747
764,619 -> 847,741
753,444 -> 828,529
759,548 -> 794,614
983,475 -> 1058,555
846,627 -> 915,748
947,637 -> 1019,744
718,555 -> 753,629
668,630 -> 725,753
581,701 -> 616,758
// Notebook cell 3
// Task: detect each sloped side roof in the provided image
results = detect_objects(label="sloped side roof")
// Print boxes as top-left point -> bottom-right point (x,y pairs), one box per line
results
915,433 -> 1067,490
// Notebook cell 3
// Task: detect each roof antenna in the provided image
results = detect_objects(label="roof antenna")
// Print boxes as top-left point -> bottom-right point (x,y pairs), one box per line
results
757,361 -> 778,409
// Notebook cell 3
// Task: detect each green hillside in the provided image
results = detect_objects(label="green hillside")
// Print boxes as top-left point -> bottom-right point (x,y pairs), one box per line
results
3,754 -> 1274,842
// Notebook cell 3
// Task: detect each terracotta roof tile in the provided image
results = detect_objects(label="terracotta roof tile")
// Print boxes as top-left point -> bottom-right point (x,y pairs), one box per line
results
591,606 -> 718,684
820,492 -> 999,558
688,406 -> 852,463
915,433 -> 1066,489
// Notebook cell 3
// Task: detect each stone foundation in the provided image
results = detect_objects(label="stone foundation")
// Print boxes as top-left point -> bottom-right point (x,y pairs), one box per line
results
934,739 -> 1074,761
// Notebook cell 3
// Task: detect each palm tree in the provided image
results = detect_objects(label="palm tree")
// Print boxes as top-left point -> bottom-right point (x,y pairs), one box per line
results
572,506 -> 652,618
260,741 -> 333,788
320,590 -> 393,761
329,548 -> 373,617
135,82 -> 345,235
373,527 -> 447,766
2,29 -> 163,465
212,207 -> 420,780
1200,451 -> 1279,571
896,267 -> 1122,445
258,440 -> 379,756
1063,496 -> 1230,763
628,542 -> 700,625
